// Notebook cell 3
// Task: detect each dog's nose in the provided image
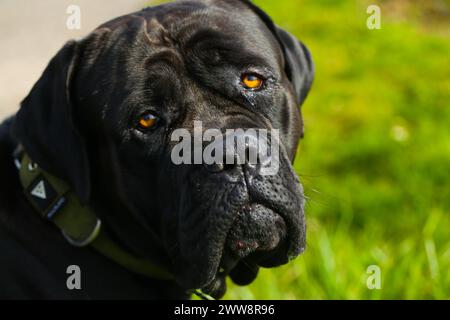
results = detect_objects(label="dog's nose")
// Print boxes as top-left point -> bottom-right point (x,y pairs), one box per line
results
202,131 -> 261,174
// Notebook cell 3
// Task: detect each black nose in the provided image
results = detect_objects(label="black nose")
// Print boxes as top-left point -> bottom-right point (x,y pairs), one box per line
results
202,131 -> 261,174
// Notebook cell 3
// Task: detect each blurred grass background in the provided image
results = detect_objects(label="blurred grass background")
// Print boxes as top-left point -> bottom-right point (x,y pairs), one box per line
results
222,0 -> 450,299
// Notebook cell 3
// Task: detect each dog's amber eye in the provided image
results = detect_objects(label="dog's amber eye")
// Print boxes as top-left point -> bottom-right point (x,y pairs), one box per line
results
242,73 -> 264,90
138,113 -> 159,130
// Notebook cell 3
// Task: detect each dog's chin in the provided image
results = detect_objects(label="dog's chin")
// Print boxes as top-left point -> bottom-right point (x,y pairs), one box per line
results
199,203 -> 296,299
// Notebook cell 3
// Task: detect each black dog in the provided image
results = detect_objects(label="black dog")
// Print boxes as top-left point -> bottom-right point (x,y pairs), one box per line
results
0,0 -> 313,299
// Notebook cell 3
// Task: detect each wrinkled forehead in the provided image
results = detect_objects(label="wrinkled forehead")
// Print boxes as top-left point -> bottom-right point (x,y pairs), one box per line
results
80,0 -> 286,127
97,0 -> 282,62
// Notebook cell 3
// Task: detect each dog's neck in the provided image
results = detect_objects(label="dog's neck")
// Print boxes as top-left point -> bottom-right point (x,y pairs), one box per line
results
19,146 -> 170,261
14,140 -> 177,287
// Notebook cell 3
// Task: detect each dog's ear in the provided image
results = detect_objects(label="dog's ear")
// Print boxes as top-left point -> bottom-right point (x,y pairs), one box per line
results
12,40 -> 90,203
241,0 -> 314,105
275,28 -> 314,105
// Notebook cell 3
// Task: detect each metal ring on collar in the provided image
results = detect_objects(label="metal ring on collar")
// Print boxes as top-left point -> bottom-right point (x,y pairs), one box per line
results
61,219 -> 102,247
27,161 -> 38,171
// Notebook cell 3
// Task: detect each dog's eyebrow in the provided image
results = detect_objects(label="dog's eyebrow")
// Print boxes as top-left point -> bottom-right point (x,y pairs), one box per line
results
183,28 -> 234,50
145,49 -> 183,71
182,28 -> 269,66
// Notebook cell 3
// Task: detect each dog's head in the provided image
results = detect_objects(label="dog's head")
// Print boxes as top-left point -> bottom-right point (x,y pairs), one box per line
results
13,0 -> 313,298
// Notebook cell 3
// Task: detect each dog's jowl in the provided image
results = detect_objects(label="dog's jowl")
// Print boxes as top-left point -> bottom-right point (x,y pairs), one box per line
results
0,0 -> 313,299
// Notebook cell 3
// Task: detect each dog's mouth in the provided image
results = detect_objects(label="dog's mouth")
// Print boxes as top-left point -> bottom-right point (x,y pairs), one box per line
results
166,151 -> 306,297
223,203 -> 287,267
200,202 -> 297,298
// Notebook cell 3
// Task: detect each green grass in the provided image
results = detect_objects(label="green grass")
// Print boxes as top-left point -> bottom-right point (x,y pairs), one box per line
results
222,0 -> 450,299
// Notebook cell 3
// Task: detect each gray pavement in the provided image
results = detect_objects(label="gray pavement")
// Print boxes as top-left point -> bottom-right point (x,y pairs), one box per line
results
0,0 -> 148,119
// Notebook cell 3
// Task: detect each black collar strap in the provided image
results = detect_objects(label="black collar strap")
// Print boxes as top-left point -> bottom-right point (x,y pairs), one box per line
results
15,148 -> 173,281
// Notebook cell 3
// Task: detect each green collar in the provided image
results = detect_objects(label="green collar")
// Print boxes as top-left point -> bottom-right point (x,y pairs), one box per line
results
15,149 -> 173,281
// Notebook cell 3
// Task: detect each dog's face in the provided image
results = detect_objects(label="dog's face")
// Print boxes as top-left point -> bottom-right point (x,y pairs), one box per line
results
13,0 -> 313,298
